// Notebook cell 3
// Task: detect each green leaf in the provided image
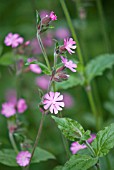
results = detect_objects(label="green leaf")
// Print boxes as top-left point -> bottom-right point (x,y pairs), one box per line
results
37,62 -> 51,75
92,123 -> 114,157
0,52 -> 26,66
56,73 -> 85,90
25,61 -> 51,75
85,54 -> 114,82
52,116 -> 85,141
53,166 -> 63,170
62,154 -> 98,170
36,10 -> 41,25
0,149 -> 17,166
0,46 -> 3,56
31,147 -> 55,164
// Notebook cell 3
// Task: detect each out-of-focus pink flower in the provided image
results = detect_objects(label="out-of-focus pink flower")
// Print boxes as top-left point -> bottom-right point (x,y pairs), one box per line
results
40,10 -> 49,18
16,151 -> 31,167
43,33 -> 53,47
70,134 -> 96,154
49,11 -> 57,21
55,28 -> 70,39
30,38 -> 41,54
64,38 -> 76,54
1,102 -> 16,118
27,57 -> 42,74
4,33 -> 24,48
29,64 -> 42,74
43,92 -> 64,114
35,75 -> 50,90
24,41 -> 30,46
87,134 -> 96,143
5,89 -> 17,105
61,56 -> 77,72
17,99 -> 27,114
63,93 -> 74,108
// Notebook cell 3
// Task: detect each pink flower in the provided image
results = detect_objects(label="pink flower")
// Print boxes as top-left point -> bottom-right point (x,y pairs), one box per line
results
55,28 -> 70,39
35,75 -> 50,90
16,151 -> 31,167
50,11 -> 57,21
70,142 -> 86,154
43,92 -> 64,114
40,10 -> 49,18
70,134 -> 96,154
29,64 -> 42,74
63,93 -> 74,108
17,99 -> 27,113
5,89 -> 17,105
61,56 -> 77,72
30,38 -> 42,54
4,33 -> 24,48
27,58 -> 42,74
1,102 -> 16,118
64,38 -> 76,54
24,40 -> 30,46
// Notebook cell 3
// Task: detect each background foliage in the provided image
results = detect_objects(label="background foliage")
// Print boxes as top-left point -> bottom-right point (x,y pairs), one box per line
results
0,0 -> 114,169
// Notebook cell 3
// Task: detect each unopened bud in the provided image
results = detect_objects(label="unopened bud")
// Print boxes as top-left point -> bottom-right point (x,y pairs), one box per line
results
41,16 -> 51,26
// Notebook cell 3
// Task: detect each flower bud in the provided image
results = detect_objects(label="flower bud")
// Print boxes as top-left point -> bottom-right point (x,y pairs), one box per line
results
53,70 -> 69,82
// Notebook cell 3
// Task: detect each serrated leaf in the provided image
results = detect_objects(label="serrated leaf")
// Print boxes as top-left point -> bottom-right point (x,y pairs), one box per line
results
85,54 -> 114,82
31,147 -> 55,164
0,149 -> 17,166
0,147 -> 55,167
0,52 -> 27,66
62,154 -> 98,170
56,73 -> 85,90
91,123 -> 114,157
52,116 -> 85,141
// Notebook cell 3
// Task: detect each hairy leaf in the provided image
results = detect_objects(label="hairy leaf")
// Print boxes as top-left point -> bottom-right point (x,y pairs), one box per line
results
0,147 -> 55,166
85,54 -> 114,82
62,154 -> 98,170
31,147 -> 55,164
0,52 -> 26,66
92,123 -> 114,157
52,116 -> 85,141
0,149 -> 17,166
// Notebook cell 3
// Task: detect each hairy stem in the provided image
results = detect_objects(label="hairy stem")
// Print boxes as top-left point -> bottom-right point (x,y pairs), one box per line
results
60,0 -> 100,130
85,141 -> 100,170
37,32 -> 51,71
26,114 -> 45,170
9,132 -> 18,154
60,0 -> 84,65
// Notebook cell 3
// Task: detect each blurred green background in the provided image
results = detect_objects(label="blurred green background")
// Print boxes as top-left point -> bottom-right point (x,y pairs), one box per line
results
0,0 -> 114,169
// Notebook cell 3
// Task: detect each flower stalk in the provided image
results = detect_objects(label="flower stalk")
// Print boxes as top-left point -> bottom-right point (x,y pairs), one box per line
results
60,0 -> 102,130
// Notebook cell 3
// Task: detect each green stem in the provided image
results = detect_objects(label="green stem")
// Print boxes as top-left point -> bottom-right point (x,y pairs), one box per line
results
85,141 -> 100,170
85,141 -> 95,157
26,114 -> 45,170
86,85 -> 100,130
60,0 -> 84,65
9,132 -> 18,154
60,0 -> 100,130
37,32 -> 51,71
96,0 -> 110,53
